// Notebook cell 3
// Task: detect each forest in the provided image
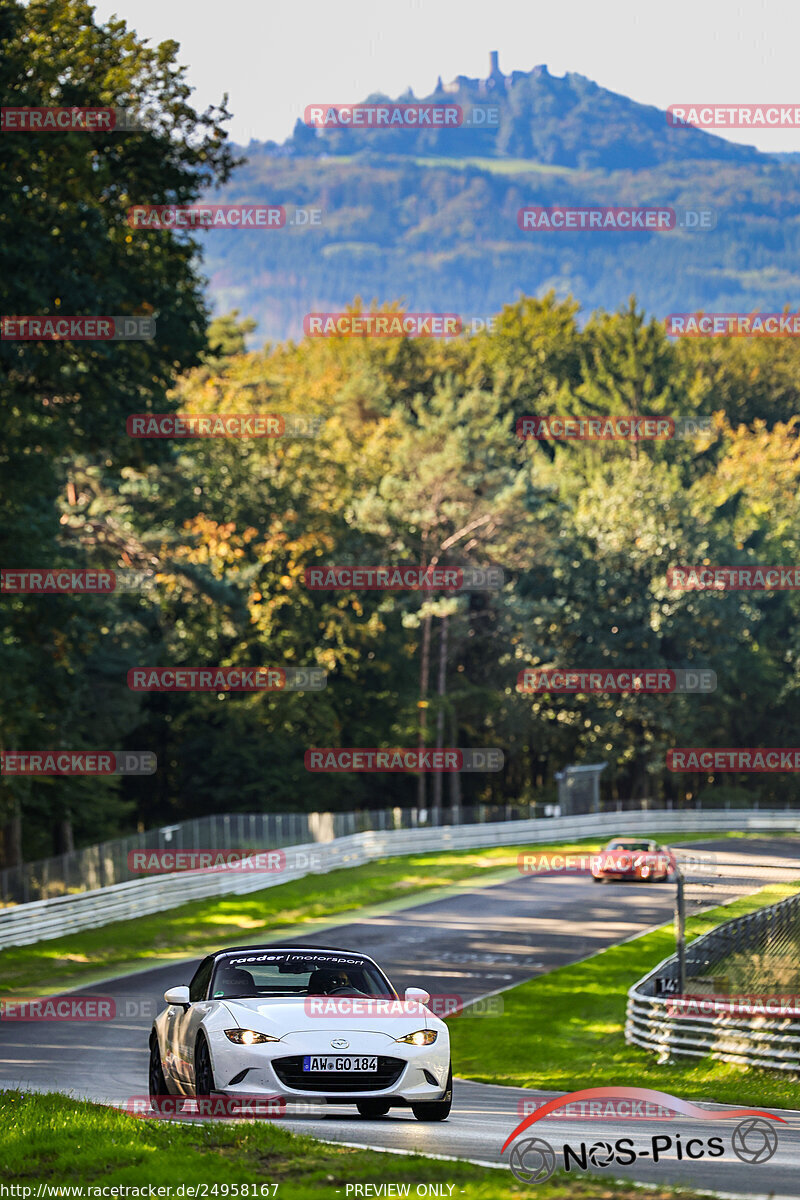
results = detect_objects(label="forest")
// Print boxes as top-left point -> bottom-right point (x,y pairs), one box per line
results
1,1 -> 799,864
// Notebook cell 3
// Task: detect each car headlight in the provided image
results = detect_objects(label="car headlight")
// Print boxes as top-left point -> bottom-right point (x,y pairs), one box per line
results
224,1028 -> 279,1045
395,1029 -> 437,1046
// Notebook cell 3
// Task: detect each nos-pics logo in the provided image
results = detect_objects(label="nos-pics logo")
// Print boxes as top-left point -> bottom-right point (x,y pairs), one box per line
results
504,1087 -> 781,1185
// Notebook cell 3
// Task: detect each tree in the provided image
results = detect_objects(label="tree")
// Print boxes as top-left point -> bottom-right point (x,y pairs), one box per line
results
0,0 -> 239,862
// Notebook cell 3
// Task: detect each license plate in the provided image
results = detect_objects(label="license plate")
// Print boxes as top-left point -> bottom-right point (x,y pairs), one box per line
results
302,1055 -> 378,1072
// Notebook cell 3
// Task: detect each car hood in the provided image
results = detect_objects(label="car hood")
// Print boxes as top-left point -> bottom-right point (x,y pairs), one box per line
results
219,996 -> 436,1036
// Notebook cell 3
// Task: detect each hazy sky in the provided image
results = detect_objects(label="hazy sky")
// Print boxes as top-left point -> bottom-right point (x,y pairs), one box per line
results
92,0 -> 800,153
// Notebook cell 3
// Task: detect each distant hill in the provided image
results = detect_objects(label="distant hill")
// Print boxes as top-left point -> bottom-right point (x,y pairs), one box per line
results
269,53 -> 763,170
199,55 -> 800,342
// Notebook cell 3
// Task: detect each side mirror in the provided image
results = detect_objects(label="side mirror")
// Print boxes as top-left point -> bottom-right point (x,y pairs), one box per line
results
164,986 -> 190,1008
405,986 -> 430,1005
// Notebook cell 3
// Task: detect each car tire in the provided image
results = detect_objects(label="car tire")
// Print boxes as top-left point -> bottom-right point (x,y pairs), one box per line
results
411,1064 -> 452,1122
356,1100 -> 391,1118
591,875 -> 603,883
195,1033 -> 217,1097
149,1035 -> 184,1113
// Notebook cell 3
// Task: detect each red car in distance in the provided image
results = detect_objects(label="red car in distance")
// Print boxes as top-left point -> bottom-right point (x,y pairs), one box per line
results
591,837 -> 674,883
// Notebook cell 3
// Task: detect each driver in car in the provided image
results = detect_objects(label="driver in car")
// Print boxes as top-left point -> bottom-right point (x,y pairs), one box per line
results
308,968 -> 363,995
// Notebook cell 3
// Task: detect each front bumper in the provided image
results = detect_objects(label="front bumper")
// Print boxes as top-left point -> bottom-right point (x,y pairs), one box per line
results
206,1028 -> 450,1102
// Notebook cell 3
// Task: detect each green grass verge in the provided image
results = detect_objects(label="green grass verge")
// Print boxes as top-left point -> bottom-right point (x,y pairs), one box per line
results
0,830 -> 750,998
308,153 -> 580,176
411,155 -> 579,176
450,881 -> 800,1109
0,1089 -> 717,1198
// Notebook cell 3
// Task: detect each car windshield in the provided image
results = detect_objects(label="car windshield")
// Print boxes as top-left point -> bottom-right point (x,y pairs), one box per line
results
209,950 -> 397,1000
606,840 -> 654,852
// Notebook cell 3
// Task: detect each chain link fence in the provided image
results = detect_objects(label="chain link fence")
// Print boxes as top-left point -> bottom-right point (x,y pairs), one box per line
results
0,804 -> 535,906
684,888 -> 800,996
6,798 -> 800,909
627,842 -> 800,1069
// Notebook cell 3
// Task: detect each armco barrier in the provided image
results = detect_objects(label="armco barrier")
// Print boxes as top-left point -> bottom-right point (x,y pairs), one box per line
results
0,809 -> 797,950
626,890 -> 800,1071
0,804 -> 535,904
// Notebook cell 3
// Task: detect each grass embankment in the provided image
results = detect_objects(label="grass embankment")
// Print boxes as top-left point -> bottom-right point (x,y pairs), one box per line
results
451,881 -> 800,1110
0,831 -> 745,997
0,1089 -> 718,1199
412,155 -> 579,176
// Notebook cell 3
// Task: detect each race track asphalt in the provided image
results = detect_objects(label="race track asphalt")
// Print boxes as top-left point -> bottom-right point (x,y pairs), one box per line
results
2,836 -> 799,1196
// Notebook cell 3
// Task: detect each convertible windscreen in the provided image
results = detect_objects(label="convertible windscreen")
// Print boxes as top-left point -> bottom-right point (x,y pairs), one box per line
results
606,840 -> 654,852
209,950 -> 396,999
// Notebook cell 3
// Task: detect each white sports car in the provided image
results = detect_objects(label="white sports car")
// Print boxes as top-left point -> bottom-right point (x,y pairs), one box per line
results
149,944 -> 452,1120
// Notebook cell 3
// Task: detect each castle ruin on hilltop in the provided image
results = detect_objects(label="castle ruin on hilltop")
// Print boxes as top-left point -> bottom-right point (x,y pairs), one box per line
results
439,52 -> 548,96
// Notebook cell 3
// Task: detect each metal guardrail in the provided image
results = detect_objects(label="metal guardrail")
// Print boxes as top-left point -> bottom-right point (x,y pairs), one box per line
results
4,796 -> 788,906
0,804 -> 535,905
626,889 -> 800,1072
0,808 -> 797,951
